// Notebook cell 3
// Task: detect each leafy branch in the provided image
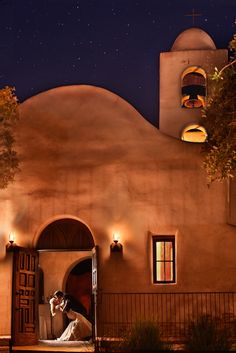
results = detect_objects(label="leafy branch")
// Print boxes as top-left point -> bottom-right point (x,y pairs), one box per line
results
201,34 -> 236,183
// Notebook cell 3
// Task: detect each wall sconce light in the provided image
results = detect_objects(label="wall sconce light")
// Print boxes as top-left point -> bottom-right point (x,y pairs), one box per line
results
110,232 -> 123,253
6,232 -> 17,252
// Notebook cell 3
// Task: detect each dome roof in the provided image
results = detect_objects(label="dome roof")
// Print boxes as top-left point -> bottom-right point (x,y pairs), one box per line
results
171,28 -> 216,51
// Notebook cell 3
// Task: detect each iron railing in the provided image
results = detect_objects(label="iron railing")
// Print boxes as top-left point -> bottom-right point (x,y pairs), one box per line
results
97,292 -> 236,340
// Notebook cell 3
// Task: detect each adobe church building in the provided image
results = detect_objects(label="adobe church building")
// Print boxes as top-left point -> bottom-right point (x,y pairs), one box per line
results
0,28 -> 236,349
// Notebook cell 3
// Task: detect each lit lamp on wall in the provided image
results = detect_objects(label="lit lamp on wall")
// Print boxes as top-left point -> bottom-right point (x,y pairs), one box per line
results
6,232 -> 16,251
110,232 -> 123,253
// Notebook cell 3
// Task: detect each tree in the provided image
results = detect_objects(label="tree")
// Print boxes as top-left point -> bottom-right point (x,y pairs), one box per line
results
0,86 -> 19,188
201,34 -> 236,183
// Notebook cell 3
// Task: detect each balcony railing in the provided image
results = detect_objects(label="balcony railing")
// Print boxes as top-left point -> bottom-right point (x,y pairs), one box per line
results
97,292 -> 236,340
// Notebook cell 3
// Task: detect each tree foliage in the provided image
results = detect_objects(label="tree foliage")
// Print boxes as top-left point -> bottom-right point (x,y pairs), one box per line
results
201,34 -> 236,183
0,86 -> 19,188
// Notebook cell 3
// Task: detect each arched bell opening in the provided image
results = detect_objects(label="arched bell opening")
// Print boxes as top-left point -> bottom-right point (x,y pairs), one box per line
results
181,124 -> 207,143
181,67 -> 206,109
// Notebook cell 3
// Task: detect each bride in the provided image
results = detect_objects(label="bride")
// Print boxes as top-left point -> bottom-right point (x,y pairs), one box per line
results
50,290 -> 92,341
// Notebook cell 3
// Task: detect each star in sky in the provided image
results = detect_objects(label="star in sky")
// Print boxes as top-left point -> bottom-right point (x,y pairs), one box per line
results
0,0 -> 235,126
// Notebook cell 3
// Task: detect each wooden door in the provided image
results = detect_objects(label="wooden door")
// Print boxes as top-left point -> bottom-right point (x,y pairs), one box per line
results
12,248 -> 39,345
91,246 -> 98,340
92,246 -> 98,293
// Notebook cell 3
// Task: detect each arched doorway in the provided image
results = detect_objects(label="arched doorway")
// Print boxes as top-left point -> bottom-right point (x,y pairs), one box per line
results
11,217 -> 97,349
36,218 -> 96,343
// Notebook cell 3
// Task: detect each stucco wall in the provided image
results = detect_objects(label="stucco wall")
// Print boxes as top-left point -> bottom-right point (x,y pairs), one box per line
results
0,85 -> 236,335
0,255 -> 12,335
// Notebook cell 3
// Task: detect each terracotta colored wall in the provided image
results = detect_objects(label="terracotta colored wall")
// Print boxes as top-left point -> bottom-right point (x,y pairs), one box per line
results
0,255 -> 12,335
0,85 -> 236,335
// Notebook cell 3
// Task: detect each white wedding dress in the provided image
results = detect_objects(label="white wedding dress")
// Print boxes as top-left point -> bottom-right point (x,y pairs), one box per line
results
57,309 -> 92,341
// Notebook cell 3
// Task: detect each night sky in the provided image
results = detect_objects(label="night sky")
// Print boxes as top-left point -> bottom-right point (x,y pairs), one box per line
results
0,0 -> 235,126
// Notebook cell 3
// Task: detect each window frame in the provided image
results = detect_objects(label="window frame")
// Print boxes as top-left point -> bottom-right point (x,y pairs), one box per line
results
152,235 -> 176,284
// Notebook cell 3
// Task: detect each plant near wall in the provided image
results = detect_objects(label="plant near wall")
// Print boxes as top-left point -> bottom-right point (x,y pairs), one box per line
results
185,314 -> 231,352
0,86 -> 19,188
122,320 -> 171,352
201,34 -> 236,184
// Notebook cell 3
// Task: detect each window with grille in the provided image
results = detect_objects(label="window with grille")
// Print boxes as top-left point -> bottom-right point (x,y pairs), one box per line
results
153,236 -> 176,284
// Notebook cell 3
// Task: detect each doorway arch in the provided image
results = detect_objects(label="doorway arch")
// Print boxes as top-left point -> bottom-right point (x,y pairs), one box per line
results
36,217 -> 96,343
36,217 -> 95,250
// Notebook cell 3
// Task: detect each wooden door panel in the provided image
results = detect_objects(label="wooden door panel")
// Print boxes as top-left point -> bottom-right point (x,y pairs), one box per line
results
92,246 -> 98,340
12,248 -> 38,345
92,246 -> 98,293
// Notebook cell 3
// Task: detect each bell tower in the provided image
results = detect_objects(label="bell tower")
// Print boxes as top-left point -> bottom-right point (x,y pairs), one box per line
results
159,27 -> 228,142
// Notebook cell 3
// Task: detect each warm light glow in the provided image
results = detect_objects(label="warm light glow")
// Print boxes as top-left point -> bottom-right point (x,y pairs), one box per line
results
156,242 -> 164,261
181,66 -> 207,80
113,232 -> 120,242
181,124 -> 207,143
197,95 -> 206,107
156,241 -> 174,282
181,95 -> 205,108
9,232 -> 15,243
181,67 -> 206,109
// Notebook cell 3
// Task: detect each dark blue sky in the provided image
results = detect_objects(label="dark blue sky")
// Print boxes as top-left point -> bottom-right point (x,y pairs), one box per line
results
0,0 -> 235,126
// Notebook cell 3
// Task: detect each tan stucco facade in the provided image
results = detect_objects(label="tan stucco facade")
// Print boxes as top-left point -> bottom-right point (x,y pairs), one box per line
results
0,84 -> 236,335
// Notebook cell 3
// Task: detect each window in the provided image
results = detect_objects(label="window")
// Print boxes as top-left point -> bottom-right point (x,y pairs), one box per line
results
153,236 -> 176,284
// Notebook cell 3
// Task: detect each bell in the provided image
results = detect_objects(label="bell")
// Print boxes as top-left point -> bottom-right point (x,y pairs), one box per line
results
183,95 -> 203,108
182,84 -> 206,108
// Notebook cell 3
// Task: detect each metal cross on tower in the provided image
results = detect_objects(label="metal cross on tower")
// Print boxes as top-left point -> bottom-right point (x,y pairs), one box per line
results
185,8 -> 202,25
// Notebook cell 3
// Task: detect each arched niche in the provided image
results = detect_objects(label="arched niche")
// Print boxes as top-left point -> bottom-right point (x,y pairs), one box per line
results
181,66 -> 206,109
36,218 -> 95,250
181,124 -> 207,143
